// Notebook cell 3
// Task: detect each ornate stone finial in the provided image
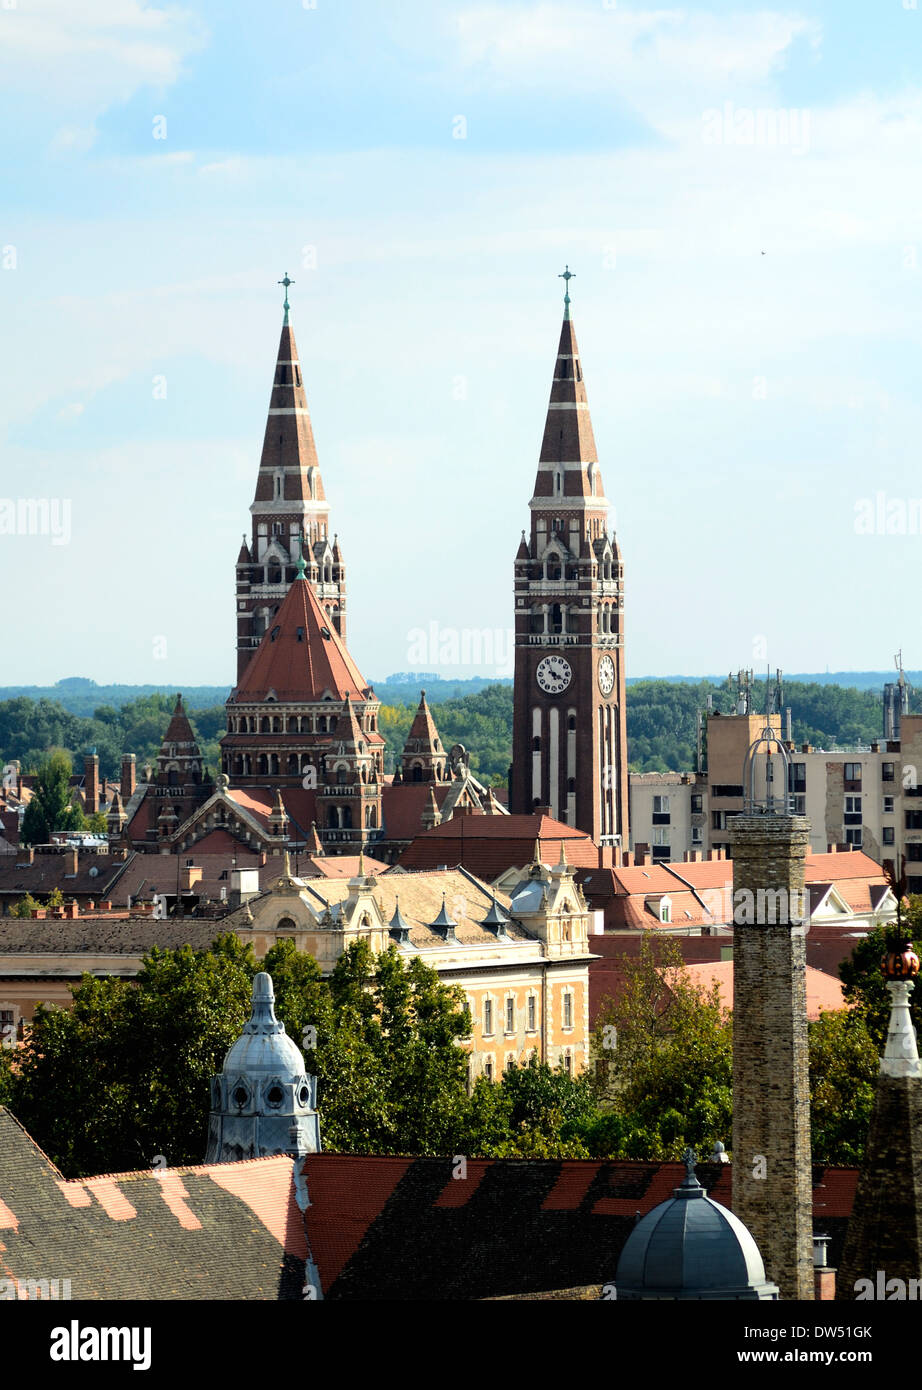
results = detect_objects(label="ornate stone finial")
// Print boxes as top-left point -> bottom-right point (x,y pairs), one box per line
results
284,849 -> 292,878
678,1147 -> 704,1196
278,271 -> 295,324
358,848 -> 365,878
216,772 -> 230,793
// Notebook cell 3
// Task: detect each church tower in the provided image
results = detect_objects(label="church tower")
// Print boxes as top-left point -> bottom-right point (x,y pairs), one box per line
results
510,271 -> 629,845
235,275 -> 347,681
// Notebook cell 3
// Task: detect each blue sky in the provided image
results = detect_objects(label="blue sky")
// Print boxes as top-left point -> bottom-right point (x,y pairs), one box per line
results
3,0 -> 922,686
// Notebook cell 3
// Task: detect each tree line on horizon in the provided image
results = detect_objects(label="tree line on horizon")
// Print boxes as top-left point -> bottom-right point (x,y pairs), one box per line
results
0,677 -> 913,789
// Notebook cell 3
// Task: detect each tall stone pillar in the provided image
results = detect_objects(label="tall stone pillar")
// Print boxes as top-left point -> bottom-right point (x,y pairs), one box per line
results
730,813 -> 814,1301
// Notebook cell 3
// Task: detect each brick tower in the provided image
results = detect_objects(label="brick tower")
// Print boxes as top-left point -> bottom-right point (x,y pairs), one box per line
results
235,275 -> 346,681
729,732 -> 814,1300
510,270 -> 628,845
222,551 -> 384,856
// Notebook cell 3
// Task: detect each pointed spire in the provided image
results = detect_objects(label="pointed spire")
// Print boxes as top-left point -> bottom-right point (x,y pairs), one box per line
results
481,897 -> 510,939
559,263 -> 575,320
388,895 -> 412,944
401,690 -> 447,782
308,820 -> 324,856
428,892 -> 458,942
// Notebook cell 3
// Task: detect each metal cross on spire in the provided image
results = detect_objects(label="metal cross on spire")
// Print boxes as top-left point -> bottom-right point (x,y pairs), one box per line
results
559,264 -> 575,319
278,272 -> 295,324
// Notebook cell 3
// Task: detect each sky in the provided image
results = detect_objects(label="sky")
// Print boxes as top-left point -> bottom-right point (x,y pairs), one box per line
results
2,0 -> 922,687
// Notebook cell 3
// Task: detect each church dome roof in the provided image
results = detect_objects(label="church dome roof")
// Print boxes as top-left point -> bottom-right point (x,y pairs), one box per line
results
221,972 -> 305,1082
615,1150 -> 778,1300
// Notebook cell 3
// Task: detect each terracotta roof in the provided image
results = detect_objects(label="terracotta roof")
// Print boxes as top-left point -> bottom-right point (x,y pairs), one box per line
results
397,814 -> 597,880
678,960 -> 846,1021
804,850 -> 888,882
382,782 -> 457,841
232,577 -> 371,704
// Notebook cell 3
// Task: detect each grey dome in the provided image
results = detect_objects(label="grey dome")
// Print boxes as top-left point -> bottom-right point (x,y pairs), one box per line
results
614,1151 -> 779,1300
204,972 -> 321,1163
221,972 -> 304,1080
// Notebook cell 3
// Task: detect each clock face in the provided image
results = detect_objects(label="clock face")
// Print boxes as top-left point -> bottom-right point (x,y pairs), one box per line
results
536,655 -> 572,694
598,654 -> 615,696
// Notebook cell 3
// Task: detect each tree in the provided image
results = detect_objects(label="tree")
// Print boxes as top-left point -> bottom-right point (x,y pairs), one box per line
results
839,898 -> 922,1047
583,935 -> 733,1160
7,934 -> 257,1176
809,1009 -> 879,1165
20,750 -> 82,844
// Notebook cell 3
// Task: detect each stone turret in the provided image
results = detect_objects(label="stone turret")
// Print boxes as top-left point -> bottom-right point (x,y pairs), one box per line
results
205,972 -> 321,1163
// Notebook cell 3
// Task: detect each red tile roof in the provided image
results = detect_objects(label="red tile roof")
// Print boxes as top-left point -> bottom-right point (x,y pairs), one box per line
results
397,813 -> 597,880
233,577 -> 371,704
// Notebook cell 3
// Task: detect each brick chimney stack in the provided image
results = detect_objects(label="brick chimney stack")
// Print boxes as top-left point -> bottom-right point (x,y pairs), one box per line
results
730,812 -> 814,1301
83,754 -> 100,815
121,754 -> 136,803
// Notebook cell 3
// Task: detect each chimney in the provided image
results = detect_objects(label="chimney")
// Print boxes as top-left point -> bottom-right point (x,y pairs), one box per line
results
65,847 -> 78,875
30,908 -> 46,919
259,852 -> 267,867
813,1236 -> 835,1301
685,849 -> 704,862
51,904 -> 65,919
621,851 -> 633,868
19,847 -> 34,865
801,743 -> 811,754
63,902 -> 79,919
598,846 -> 614,868
83,754 -> 100,815
86,900 -> 95,911
181,866 -> 203,891
121,754 -> 136,803
634,843 -> 649,867
99,899 -> 112,911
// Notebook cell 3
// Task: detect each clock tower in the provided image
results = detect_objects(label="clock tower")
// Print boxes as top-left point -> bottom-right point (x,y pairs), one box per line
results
509,271 -> 629,847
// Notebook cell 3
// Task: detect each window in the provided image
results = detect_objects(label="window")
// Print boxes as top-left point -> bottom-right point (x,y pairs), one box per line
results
845,827 -> 863,847
882,763 -> 895,782
563,1052 -> 573,1076
789,763 -> 806,793
483,999 -> 493,1035
883,826 -> 895,845
907,844 -> 922,861
690,794 -> 703,814
660,899 -> 671,924
691,826 -> 703,845
527,996 -> 536,1032
844,795 -> 862,826
712,810 -> 728,830
906,811 -> 922,830
883,796 -> 895,814
653,828 -> 670,846
484,1059 -> 494,1082
505,1053 -> 517,1073
711,784 -> 744,798
653,795 -> 670,814
562,992 -> 573,1029
505,998 -> 515,1033
844,763 -> 862,783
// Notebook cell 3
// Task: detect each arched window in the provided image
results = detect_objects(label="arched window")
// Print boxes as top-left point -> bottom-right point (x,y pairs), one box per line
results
342,806 -> 353,829
336,766 -> 348,786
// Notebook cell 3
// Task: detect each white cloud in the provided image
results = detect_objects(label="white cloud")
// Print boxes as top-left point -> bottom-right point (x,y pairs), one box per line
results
0,0 -> 207,133
446,4 -> 819,110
